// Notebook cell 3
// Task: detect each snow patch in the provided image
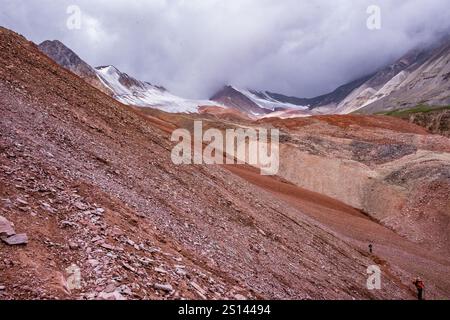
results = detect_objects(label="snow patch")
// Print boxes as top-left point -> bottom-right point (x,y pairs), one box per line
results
232,86 -> 308,111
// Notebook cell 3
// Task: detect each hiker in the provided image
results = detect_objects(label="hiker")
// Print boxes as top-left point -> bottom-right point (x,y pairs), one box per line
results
368,244 -> 373,254
413,277 -> 425,300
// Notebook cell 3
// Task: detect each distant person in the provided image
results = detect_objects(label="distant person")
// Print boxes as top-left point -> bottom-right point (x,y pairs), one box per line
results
368,244 -> 373,254
413,277 -> 425,300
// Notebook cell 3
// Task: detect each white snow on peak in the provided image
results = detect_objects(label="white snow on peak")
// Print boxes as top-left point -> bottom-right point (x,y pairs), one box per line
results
232,86 -> 308,111
96,66 -> 133,96
94,66 -> 306,115
95,66 -> 218,113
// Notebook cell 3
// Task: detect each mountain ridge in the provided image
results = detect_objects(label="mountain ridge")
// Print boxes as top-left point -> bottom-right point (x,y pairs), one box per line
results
37,34 -> 450,120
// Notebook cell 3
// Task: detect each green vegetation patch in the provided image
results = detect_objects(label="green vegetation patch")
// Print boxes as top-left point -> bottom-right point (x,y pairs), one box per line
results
378,105 -> 450,117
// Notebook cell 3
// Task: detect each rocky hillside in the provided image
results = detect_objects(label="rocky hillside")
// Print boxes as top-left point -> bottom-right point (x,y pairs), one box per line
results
162,109 -> 450,256
408,109 -> 450,137
382,106 -> 450,137
142,108 -> 450,299
1,27 -> 430,300
334,38 -> 450,114
256,115 -> 450,254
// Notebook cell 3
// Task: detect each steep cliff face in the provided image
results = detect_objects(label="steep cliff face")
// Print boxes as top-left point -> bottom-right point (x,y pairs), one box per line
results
378,106 -> 450,137
407,109 -> 450,137
400,107 -> 450,138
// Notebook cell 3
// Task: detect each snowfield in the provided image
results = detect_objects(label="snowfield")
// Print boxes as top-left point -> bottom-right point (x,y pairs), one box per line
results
96,66 -> 218,113
232,86 -> 309,112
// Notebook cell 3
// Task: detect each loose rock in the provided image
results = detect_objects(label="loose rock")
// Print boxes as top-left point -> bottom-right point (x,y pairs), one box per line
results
3,233 -> 28,245
153,283 -> 173,292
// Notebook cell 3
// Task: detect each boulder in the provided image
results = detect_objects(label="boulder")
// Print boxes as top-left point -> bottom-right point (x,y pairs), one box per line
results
153,283 -> 173,292
3,233 -> 28,245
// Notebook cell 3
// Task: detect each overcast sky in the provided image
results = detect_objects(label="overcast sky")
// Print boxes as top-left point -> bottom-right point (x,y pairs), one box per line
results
1,0 -> 450,98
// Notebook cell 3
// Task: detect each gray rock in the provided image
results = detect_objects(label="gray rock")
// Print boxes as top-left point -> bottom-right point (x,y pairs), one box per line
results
155,267 -> 168,274
101,243 -> 115,251
117,285 -> 132,296
176,268 -> 187,276
153,283 -> 173,292
68,241 -> 79,250
88,259 -> 99,267
122,262 -> 136,273
3,233 -> 28,245
61,221 -> 78,228
16,198 -> 29,206
95,208 -> 105,215
190,281 -> 207,297
74,201 -> 88,210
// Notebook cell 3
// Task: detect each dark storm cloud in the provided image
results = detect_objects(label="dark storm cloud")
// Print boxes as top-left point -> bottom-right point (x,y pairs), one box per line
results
1,0 -> 449,98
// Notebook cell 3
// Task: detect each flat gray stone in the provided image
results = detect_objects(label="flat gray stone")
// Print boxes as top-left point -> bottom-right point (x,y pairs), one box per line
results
3,233 -> 28,245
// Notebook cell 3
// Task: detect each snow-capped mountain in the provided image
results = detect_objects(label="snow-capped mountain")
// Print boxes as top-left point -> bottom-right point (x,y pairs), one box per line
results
210,85 -> 309,115
95,65 -> 217,113
211,36 -> 450,117
39,36 -> 450,118
38,40 -> 217,114
209,75 -> 374,116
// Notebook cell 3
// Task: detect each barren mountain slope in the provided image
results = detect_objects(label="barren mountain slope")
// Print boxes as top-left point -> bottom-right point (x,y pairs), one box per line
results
136,109 -> 450,299
338,39 -> 450,114
135,109 -> 450,256
256,115 -> 450,254
0,27 -> 423,300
